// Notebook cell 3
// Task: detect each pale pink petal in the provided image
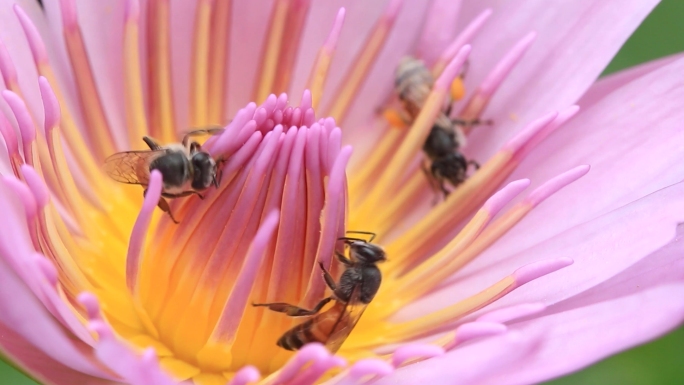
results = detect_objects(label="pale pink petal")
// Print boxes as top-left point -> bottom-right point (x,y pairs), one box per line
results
371,331 -> 535,385
488,282 -> 684,384
0,0 -> 46,120
484,55 -> 684,265
227,0 -> 277,115
578,53 -> 683,109
415,0 -> 463,66
406,180 -> 684,318
458,0 -> 659,160
0,323 -> 121,385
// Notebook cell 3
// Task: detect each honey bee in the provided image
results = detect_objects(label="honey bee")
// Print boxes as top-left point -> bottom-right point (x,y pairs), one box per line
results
252,231 -> 386,353
103,127 -> 225,223
392,56 -> 488,198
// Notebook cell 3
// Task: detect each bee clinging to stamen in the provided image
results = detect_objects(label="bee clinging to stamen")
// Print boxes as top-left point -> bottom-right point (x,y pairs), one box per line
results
103,127 -> 225,223
252,231 -> 386,353
389,56 -> 490,199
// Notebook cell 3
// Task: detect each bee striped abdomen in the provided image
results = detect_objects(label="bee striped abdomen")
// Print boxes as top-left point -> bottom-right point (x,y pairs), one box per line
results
276,303 -> 344,350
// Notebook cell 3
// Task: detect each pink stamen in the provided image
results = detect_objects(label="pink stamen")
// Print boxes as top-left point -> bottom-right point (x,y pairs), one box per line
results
323,8 -> 346,53
227,366 -> 261,385
125,0 -> 140,22
303,108 -> 316,127
3,90 -> 36,164
255,108 -> 268,127
212,103 -> 258,154
0,115 -> 20,166
77,292 -> 103,322
482,179 -> 530,214
58,0 -> 79,31
299,89 -> 312,111
325,127 -> 342,174
275,92 -> 289,112
438,9 -> 493,67
512,257 -> 574,287
348,359 -> 394,381
502,111 -> 558,153
39,77 -> 61,132
290,355 -> 346,385
479,32 -> 537,97
445,321 -> 507,350
260,94 -> 278,115
271,343 -> 330,384
303,146 -> 352,305
13,5 -> 49,65
33,254 -> 58,287
211,210 -> 280,343
126,170 -> 162,293
518,105 -> 580,157
2,176 -> 37,224
20,165 -> 49,207
391,344 -> 445,367
477,303 -> 546,324
0,40 -> 17,87
385,0 -> 404,20
434,45 -> 472,90
525,165 -> 591,207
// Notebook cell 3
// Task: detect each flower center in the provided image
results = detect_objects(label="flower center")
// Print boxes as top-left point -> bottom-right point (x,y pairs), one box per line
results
0,1 -> 592,383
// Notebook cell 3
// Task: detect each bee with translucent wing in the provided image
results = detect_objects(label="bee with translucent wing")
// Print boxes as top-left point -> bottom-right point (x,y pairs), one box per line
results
253,231 -> 387,353
103,127 -> 225,223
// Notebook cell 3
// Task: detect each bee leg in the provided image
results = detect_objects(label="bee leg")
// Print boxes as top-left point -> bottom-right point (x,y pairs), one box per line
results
156,196 -> 180,223
421,161 -> 442,205
252,297 -> 333,317
468,160 -> 480,171
451,118 -> 494,127
318,262 -> 337,290
344,230 -> 377,242
335,251 -> 353,267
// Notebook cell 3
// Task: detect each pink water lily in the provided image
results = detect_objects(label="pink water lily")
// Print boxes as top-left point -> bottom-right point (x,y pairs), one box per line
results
0,0 -> 683,384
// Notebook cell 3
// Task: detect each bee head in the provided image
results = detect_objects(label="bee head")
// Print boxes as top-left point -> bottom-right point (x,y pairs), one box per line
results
349,241 -> 387,265
190,151 -> 217,190
432,152 -> 468,187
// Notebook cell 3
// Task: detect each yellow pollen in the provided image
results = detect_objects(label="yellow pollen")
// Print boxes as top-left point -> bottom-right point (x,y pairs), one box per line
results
450,77 -> 466,101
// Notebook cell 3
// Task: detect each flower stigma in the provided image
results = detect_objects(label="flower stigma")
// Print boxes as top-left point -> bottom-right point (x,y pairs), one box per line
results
0,1 -> 595,384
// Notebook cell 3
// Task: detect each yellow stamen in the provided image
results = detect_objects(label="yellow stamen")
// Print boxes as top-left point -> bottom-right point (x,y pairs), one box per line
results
147,0 -> 177,143
348,128 -> 402,207
207,0 -> 232,124
350,85 -> 449,230
123,2 -> 149,149
307,48 -> 333,111
62,17 -> 117,158
271,1 -> 310,95
327,1 -> 401,121
190,0 -> 212,127
255,0 -> 289,103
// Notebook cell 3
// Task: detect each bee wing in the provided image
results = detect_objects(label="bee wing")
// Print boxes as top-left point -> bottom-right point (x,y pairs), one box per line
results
103,150 -> 165,185
325,285 -> 369,354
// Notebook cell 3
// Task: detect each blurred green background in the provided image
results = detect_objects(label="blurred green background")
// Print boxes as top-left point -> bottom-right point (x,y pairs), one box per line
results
2,0 -> 684,384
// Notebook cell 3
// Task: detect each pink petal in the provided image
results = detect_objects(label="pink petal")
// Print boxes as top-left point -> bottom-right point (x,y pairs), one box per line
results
0,0 -> 46,121
459,0 -> 659,160
489,281 -> 684,384
0,323 -> 119,385
484,55 -> 684,266
578,52 -> 683,109
420,180 -> 684,318
371,331 -> 535,385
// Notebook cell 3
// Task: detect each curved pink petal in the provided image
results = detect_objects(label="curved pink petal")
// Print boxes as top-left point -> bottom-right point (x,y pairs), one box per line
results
578,52 -> 683,109
482,55 -> 684,266
489,282 -> 684,384
405,180 -> 684,318
0,323 -> 121,385
0,0 -> 46,121
459,0 -> 659,161
372,331 -> 536,385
